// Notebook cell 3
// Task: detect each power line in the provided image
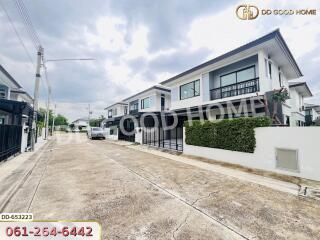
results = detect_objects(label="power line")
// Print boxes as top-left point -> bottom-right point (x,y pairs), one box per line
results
0,0 -> 35,67
16,0 -> 41,44
14,0 -> 40,50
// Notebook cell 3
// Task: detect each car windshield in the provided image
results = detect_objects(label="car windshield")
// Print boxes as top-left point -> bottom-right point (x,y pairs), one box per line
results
92,127 -> 102,131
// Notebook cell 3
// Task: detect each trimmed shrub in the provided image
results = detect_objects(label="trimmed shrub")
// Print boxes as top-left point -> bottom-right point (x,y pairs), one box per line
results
184,117 -> 271,153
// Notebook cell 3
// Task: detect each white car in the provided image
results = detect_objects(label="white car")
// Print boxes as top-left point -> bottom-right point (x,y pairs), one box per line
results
87,127 -> 105,140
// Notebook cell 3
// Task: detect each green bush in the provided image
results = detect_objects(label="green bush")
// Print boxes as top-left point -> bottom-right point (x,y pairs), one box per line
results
184,117 -> 271,153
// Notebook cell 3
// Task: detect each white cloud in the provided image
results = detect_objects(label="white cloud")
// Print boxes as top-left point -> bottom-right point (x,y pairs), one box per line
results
84,16 -> 127,52
188,0 -> 320,59
187,3 -> 262,58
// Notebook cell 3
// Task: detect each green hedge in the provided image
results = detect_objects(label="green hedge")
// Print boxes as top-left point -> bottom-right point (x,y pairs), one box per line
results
184,117 -> 271,153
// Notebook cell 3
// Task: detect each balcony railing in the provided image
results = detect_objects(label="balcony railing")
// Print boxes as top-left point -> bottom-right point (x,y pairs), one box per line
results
210,78 -> 259,100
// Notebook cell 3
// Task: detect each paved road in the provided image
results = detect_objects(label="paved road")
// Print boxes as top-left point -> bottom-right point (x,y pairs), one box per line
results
2,133 -> 320,240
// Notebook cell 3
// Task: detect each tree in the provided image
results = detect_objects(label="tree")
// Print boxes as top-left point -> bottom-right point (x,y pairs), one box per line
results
54,114 -> 68,126
89,115 -> 105,127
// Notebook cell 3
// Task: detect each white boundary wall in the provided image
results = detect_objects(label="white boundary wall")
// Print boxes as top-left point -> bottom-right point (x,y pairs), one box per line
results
183,127 -> 320,181
135,127 -> 143,144
104,128 -> 119,140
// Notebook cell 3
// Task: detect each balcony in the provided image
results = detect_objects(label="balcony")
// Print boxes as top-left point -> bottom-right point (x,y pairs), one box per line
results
210,78 -> 259,100
129,109 -> 139,114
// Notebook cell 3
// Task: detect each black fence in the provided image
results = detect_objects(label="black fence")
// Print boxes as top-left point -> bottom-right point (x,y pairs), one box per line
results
0,124 -> 22,162
143,127 -> 183,152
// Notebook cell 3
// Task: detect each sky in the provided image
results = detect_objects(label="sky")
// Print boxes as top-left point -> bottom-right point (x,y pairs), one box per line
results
0,0 -> 320,121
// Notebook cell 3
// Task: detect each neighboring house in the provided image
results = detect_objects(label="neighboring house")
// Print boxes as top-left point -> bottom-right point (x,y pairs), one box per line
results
288,82 -> 313,126
104,29 -> 315,151
123,85 -> 171,114
70,118 -> 89,131
304,103 -> 320,126
160,29 -> 302,124
0,65 -> 34,161
105,102 -> 128,119
103,85 -> 171,142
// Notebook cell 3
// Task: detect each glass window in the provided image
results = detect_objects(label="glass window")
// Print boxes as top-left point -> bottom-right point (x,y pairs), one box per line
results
141,97 -> 150,109
108,109 -> 112,118
268,62 -> 272,78
194,80 -> 200,96
279,72 -> 283,87
130,101 -> 139,111
0,88 -> 6,99
221,73 -> 236,86
237,67 -> 255,82
180,80 -> 200,100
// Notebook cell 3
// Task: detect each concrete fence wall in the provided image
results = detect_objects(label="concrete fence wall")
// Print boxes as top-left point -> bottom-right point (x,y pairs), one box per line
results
104,128 -> 119,140
183,127 -> 320,181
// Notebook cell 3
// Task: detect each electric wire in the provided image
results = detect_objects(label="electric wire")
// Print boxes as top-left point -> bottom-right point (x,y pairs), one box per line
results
0,0 -> 35,67
14,0 -> 40,49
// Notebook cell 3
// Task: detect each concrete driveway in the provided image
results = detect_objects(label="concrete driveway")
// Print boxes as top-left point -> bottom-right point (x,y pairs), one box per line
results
1,133 -> 320,240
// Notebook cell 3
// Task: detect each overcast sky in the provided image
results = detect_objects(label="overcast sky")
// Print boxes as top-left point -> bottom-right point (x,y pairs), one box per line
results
0,0 -> 319,121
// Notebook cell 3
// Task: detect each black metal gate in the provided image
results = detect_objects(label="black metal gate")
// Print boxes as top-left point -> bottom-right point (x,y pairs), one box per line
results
118,129 -> 135,142
0,124 -> 22,162
143,127 -> 183,151
118,118 -> 135,142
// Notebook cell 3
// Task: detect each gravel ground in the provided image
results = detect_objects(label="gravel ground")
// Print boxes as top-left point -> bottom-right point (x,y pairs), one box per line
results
2,133 -> 320,240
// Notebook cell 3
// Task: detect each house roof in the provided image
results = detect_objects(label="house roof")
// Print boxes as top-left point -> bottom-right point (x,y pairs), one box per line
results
11,88 -> 34,102
160,29 -> 302,85
305,103 -> 320,112
104,102 -> 127,110
289,81 -> 313,97
122,85 -> 170,102
0,65 -> 22,88
71,118 -> 89,123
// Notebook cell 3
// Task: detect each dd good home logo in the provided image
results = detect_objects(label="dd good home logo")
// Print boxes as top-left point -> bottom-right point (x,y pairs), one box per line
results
236,4 -> 317,20
236,4 -> 259,20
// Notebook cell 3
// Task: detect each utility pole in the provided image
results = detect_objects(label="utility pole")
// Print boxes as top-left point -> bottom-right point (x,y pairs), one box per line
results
88,103 -> 91,127
31,46 -> 43,151
52,104 -> 56,134
45,85 -> 51,139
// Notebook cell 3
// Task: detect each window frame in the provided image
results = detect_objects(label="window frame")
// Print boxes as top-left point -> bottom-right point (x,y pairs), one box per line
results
179,79 -> 200,100
141,97 -> 151,109
0,88 -> 6,99
219,65 -> 256,88
268,61 -> 272,79
278,71 -> 284,87
129,100 -> 139,111
108,109 -> 112,118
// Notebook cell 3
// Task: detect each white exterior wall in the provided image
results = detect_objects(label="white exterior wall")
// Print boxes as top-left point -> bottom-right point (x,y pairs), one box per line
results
135,127 -> 143,144
289,88 -> 306,126
166,50 -> 293,112
126,89 -> 170,113
312,109 -> 320,121
183,127 -> 320,181
105,104 -> 128,118
104,127 -> 119,140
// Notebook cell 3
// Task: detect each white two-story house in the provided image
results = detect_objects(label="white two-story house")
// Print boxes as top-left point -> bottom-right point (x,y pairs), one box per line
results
103,85 -> 171,141
103,29 -> 313,151
305,103 -> 320,126
123,85 -> 171,115
0,65 -> 34,159
160,29 -> 303,125
288,82 -> 313,126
